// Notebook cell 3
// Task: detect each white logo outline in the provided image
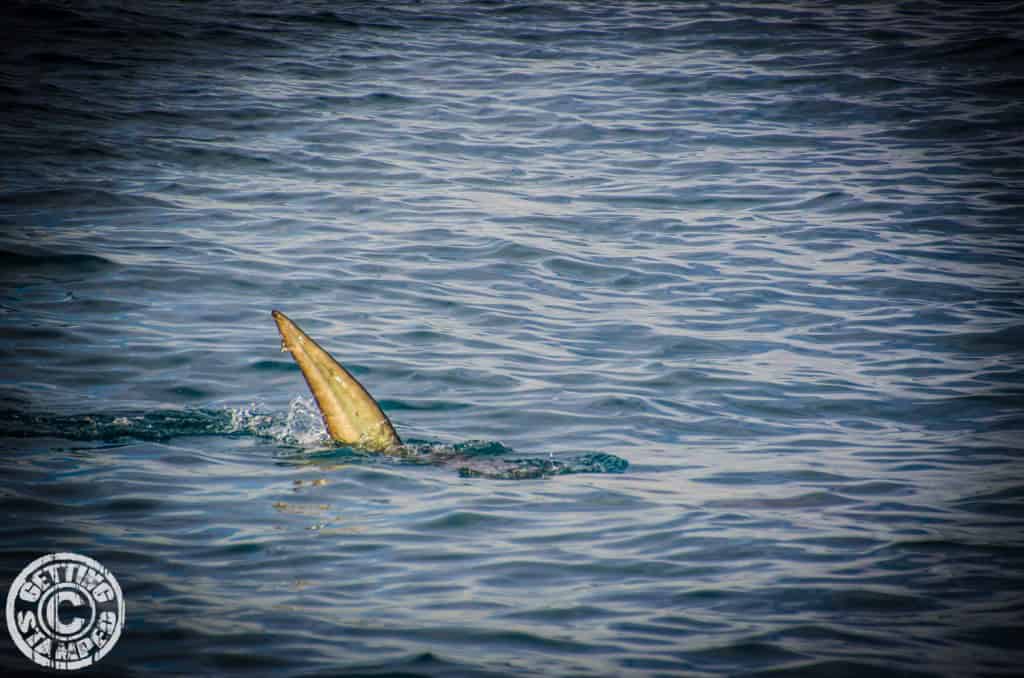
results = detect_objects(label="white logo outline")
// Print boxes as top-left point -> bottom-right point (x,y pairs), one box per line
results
6,552 -> 125,671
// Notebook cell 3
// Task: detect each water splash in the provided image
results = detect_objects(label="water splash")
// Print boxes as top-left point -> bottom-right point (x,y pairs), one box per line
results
226,397 -> 330,447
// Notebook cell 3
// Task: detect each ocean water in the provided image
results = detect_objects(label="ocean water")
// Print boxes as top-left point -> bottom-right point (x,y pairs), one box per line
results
2,1 -> 1024,675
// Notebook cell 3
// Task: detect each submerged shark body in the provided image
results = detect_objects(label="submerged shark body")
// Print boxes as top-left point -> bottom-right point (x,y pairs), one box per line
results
272,310 -> 401,452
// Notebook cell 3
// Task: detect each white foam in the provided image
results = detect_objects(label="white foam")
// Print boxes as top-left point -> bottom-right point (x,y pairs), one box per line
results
225,397 -> 330,447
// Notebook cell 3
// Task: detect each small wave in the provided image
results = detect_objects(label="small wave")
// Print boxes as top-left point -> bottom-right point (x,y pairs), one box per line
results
0,409 -> 231,441
0,248 -> 117,273
0,188 -> 175,210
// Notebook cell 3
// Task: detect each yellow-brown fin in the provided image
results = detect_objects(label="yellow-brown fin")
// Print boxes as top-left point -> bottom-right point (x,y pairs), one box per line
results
272,310 -> 401,452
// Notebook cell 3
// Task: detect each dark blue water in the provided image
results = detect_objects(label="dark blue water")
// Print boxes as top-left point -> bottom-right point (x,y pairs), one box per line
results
2,1 -> 1024,675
